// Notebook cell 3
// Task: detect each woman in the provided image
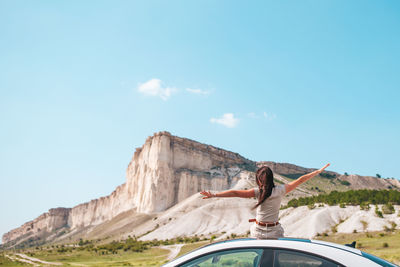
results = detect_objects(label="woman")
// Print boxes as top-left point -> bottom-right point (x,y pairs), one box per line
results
200,163 -> 330,239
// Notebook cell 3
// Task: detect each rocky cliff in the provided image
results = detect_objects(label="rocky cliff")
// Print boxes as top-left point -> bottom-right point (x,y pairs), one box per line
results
3,132 -> 399,247
2,208 -> 70,247
2,132 -> 255,246
125,131 -> 255,213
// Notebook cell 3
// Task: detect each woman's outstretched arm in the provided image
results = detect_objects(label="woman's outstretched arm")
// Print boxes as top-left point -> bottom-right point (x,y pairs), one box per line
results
200,189 -> 255,199
285,163 -> 330,194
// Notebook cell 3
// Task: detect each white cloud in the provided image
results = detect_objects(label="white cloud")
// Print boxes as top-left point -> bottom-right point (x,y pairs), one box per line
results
186,88 -> 210,95
137,79 -> 177,100
210,113 -> 239,128
263,112 -> 277,120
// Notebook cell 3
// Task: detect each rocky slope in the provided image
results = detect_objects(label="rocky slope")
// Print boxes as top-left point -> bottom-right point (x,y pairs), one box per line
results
2,132 -> 255,246
2,132 -> 399,247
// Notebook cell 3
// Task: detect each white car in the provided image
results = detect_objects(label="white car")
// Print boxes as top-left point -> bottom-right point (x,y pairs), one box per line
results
163,238 -> 398,267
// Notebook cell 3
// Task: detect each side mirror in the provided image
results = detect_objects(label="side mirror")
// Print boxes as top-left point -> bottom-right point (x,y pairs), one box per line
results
345,241 -> 356,248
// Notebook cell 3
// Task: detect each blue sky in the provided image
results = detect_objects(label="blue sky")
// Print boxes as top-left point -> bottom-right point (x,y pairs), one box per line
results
1,0 -> 399,241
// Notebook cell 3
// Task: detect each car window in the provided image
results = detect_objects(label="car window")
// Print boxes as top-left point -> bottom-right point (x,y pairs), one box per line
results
179,248 -> 263,267
274,249 -> 341,267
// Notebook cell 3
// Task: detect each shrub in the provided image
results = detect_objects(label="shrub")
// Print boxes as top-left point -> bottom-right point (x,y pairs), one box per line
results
340,180 -> 351,186
320,173 -> 336,179
391,221 -> 397,231
383,242 -> 389,248
375,206 -> 383,218
382,203 -> 395,214
360,202 -> 370,210
286,189 -> 400,209
340,203 -> 346,208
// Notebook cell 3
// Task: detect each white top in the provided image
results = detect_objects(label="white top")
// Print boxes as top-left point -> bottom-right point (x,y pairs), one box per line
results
254,184 -> 286,222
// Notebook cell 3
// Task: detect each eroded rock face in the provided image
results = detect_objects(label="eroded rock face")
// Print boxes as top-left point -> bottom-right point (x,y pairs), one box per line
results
2,208 -> 70,246
125,132 -> 254,213
2,132 -> 255,245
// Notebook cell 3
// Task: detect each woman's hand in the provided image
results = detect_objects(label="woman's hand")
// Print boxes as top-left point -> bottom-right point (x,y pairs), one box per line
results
317,163 -> 330,174
200,191 -> 215,199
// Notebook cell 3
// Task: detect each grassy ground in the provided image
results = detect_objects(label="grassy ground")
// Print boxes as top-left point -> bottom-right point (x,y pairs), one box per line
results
281,174 -> 349,194
316,230 -> 400,265
0,254 -> 25,266
177,241 -> 209,257
43,247 -> 169,266
2,247 -> 169,267
2,231 -> 399,266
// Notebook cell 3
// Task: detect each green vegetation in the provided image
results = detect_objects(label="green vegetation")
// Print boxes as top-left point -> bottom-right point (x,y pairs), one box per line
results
360,202 -> 370,210
382,203 -> 395,214
30,246 -> 168,266
317,230 -> 400,265
307,204 -> 316,210
283,189 -> 400,208
319,173 -> 336,179
339,180 -> 351,186
0,254 -> 25,266
177,241 -> 209,257
375,206 -> 383,218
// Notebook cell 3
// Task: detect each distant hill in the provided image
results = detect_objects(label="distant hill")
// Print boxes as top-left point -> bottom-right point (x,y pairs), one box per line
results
2,132 -> 399,249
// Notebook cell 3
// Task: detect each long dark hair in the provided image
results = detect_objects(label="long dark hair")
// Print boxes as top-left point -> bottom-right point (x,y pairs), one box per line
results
253,166 -> 275,209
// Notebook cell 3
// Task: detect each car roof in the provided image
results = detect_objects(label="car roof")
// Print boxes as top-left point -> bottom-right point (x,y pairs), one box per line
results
162,238 -> 386,267
203,237 -> 361,255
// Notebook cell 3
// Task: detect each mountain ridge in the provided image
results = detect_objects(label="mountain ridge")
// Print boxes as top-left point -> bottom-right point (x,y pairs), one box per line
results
3,132 -> 399,248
